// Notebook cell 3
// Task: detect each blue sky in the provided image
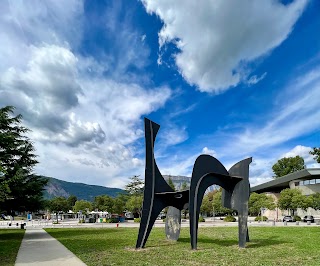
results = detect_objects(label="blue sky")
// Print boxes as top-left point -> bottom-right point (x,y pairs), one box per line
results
1,0 -> 319,188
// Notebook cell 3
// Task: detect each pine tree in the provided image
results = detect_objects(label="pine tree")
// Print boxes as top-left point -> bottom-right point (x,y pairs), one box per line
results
0,106 -> 48,214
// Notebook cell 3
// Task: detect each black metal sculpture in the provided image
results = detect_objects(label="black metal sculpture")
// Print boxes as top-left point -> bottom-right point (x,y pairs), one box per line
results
136,119 -> 189,249
136,118 -> 251,250
189,155 -> 251,249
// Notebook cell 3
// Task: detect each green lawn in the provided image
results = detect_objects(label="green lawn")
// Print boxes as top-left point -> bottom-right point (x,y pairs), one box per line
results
46,226 -> 320,266
0,229 -> 25,266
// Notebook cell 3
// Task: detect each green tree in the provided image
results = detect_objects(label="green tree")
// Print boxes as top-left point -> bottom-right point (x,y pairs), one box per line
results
113,197 -> 126,214
311,193 -> 320,210
48,197 -> 69,223
125,175 -> 144,196
125,195 -> 143,218
0,106 -> 48,214
73,200 -> 92,214
310,148 -> 320,163
278,188 -> 312,215
167,177 -> 176,191
272,156 -> 305,178
181,181 -> 189,190
181,181 -> 189,218
248,192 -> 276,216
200,194 -> 212,215
67,195 -> 77,210
0,165 -> 9,202
93,195 -> 115,212
212,190 -> 232,216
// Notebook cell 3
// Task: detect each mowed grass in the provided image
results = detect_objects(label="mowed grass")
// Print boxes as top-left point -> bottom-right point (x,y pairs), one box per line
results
0,229 -> 25,266
46,226 -> 320,266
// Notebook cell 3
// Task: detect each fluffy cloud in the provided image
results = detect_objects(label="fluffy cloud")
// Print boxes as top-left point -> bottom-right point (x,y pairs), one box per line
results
0,0 -> 172,187
142,0 -> 307,93
201,147 -> 217,157
281,145 -> 320,166
0,44 -> 83,134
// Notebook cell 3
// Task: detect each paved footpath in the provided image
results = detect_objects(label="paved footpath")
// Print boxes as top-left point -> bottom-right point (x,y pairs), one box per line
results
15,228 -> 87,266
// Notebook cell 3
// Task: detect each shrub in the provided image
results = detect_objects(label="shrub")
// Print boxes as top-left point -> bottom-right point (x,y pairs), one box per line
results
224,215 -> 236,222
198,216 -> 205,222
163,218 -> 166,222
294,215 -> 301,221
106,218 -> 119,223
134,218 -> 141,223
255,216 -> 268,222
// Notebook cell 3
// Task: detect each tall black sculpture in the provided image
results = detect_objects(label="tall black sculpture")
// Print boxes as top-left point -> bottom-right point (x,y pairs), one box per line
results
136,118 -> 189,249
136,118 -> 251,250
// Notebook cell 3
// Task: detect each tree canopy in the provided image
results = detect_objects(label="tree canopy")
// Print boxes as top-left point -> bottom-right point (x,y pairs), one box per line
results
272,156 -> 305,178
73,200 -> 93,214
93,195 -> 115,212
0,106 -> 47,214
167,177 -> 176,191
310,147 -> 320,163
125,195 -> 143,217
199,189 -> 232,216
125,175 -> 144,196
248,192 -> 276,216
278,188 -> 312,215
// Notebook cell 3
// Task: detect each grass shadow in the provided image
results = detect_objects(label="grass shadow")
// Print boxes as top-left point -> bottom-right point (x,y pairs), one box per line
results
246,238 -> 291,248
178,236 -> 290,248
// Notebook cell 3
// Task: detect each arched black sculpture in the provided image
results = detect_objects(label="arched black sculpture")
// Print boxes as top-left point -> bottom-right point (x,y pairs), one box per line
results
189,155 -> 251,249
136,118 -> 251,250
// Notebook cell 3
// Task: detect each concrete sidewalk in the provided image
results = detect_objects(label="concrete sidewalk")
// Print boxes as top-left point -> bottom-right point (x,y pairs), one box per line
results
15,228 -> 86,266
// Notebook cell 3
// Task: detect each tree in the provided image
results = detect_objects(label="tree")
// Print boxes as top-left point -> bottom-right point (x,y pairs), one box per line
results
125,175 -> 144,196
181,181 -> 189,190
93,195 -> 115,212
0,165 -> 9,202
113,197 -> 126,214
0,106 -> 48,214
67,195 -> 77,210
311,193 -> 320,210
278,188 -> 312,215
73,200 -> 93,214
200,194 -> 212,215
310,148 -> 320,163
181,181 -> 189,218
272,156 -> 305,178
167,177 -> 175,191
125,195 -> 143,218
212,190 -> 232,216
48,197 -> 69,223
248,192 -> 276,216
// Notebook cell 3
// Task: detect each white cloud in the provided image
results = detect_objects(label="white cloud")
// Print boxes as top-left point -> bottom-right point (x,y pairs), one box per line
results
281,145 -> 319,166
159,125 -> 188,146
142,0 -> 307,93
0,1 -> 83,72
0,0 -> 172,188
218,66 -> 320,156
201,147 -> 217,157
247,72 -> 267,86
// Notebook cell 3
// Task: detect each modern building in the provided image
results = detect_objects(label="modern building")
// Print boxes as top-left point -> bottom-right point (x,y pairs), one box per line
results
250,168 -> 320,219
251,168 -> 320,195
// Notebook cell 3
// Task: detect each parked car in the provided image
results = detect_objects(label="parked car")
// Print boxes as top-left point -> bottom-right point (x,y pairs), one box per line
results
283,215 -> 295,222
303,215 -> 314,223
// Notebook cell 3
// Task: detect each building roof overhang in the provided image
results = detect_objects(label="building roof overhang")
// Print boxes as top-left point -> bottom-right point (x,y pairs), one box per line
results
250,168 -> 320,193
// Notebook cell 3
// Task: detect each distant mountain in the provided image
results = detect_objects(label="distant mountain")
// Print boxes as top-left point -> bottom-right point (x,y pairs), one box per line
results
163,175 -> 191,190
43,177 -> 125,201
163,175 -> 217,192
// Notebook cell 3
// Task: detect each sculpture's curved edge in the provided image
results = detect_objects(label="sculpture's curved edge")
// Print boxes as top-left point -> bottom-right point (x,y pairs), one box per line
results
189,154 -> 230,250
228,157 -> 252,247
